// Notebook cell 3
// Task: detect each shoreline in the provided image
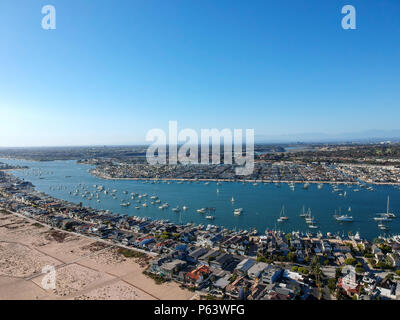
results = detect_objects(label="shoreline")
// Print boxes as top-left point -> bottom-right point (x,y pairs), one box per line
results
2,157 -> 400,186
90,172 -> 400,186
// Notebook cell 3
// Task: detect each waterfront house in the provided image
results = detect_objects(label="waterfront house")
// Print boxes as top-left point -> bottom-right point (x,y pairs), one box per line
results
187,247 -> 208,263
234,258 -> 256,276
209,253 -> 235,270
261,265 -> 283,284
247,262 -> 269,279
160,259 -> 187,279
150,257 -> 169,273
198,249 -> 219,266
376,278 -> 399,300
213,274 -> 231,292
185,265 -> 211,288
225,276 -> 250,300
338,266 -> 360,296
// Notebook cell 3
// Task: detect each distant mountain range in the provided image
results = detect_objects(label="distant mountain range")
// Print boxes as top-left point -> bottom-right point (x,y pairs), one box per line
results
255,129 -> 400,143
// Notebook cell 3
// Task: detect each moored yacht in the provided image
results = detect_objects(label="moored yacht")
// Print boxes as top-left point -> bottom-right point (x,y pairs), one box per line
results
376,196 -> 396,219
277,205 -> 289,222
335,214 -> 353,222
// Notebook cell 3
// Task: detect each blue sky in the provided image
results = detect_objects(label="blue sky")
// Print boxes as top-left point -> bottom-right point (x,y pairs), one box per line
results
1,0 -> 400,146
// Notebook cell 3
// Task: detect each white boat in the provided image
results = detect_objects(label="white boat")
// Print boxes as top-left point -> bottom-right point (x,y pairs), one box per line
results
305,209 -> 315,224
182,206 -> 188,211
197,208 -> 206,214
205,215 -> 214,220
277,205 -> 289,222
299,206 -> 307,218
172,207 -> 180,212
374,216 -> 390,221
335,214 -> 353,222
376,196 -> 396,219
234,208 -> 243,216
231,197 -> 235,203
378,223 -> 388,230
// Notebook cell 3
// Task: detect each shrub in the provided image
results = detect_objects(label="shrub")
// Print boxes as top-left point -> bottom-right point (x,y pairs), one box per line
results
345,258 -> 357,266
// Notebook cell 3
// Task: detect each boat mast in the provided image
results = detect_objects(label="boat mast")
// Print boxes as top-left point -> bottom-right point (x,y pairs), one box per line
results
387,196 -> 390,214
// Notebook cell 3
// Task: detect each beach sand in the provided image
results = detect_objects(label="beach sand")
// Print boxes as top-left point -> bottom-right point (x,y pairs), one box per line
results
0,210 -> 194,300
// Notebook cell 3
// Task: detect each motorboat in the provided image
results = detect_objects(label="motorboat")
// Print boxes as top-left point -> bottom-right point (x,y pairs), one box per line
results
335,214 -> 353,222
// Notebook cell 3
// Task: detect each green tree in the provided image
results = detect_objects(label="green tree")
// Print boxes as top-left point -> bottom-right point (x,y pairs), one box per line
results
288,252 -> 297,262
344,258 -> 357,266
327,278 -> 337,293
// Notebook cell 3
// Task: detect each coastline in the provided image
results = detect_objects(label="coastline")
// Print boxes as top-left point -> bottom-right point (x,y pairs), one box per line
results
90,172 -> 400,186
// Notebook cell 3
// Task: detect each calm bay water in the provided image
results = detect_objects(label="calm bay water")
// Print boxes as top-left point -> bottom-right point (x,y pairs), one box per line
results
2,158 -> 400,240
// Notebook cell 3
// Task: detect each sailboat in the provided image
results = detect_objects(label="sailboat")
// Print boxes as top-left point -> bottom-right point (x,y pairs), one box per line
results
299,205 -> 307,218
333,207 -> 353,222
277,205 -> 289,222
231,196 -> 235,203
305,208 -> 315,224
374,196 -> 396,220
382,196 -> 396,219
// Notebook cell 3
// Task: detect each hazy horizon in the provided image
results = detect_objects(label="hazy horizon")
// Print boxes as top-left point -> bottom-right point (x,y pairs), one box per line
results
0,128 -> 400,148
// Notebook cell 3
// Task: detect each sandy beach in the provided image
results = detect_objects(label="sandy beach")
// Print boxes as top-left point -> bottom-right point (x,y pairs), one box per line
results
0,210 -> 195,300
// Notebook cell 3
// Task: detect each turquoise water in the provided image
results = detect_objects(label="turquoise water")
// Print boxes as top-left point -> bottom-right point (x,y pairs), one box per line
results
2,158 -> 400,240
